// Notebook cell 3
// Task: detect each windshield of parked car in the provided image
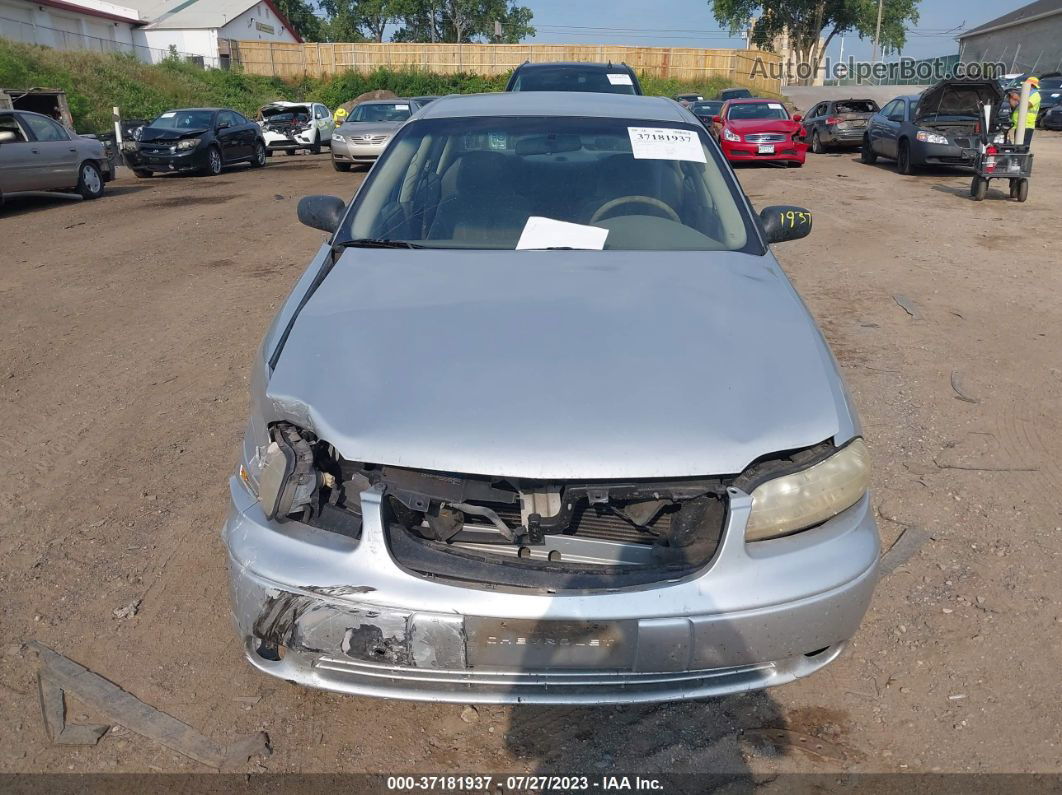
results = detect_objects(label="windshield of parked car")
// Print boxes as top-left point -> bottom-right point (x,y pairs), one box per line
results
690,101 -> 723,116
341,115 -> 755,251
726,102 -> 789,121
1038,77 -> 1062,91
264,110 -> 309,123
511,68 -> 638,95
150,110 -> 215,129
834,100 -> 878,113
348,102 -> 412,122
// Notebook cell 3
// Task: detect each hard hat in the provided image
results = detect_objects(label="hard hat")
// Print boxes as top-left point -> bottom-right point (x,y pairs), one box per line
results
1027,76 -> 1039,87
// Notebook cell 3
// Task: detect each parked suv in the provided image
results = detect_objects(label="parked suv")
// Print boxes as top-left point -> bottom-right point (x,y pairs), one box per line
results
506,61 -> 642,95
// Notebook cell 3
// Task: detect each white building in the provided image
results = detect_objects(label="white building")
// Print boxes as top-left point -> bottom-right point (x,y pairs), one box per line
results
0,0 -> 301,67
0,0 -> 142,55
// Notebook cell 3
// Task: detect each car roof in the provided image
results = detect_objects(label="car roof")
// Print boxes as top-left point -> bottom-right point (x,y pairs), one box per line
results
416,91 -> 689,122
165,108 -> 223,113
514,61 -> 632,72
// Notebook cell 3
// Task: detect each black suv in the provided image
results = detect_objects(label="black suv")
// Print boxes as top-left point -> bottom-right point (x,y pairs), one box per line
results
506,62 -> 643,95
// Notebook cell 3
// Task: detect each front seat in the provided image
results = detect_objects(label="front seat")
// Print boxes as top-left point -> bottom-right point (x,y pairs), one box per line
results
428,151 -> 532,246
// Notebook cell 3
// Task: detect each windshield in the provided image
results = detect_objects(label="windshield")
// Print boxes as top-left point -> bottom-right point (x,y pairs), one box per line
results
1039,77 -> 1062,91
264,110 -> 309,122
348,102 -> 412,123
340,115 -> 754,252
150,110 -> 214,129
511,69 -> 637,95
727,103 -> 789,121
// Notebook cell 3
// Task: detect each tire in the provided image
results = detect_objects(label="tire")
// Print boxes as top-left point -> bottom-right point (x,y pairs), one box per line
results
897,140 -> 914,175
132,168 -> 153,179
250,141 -> 267,168
787,160 -> 804,168
332,159 -> 351,172
309,135 -> 321,155
265,149 -> 274,158
970,175 -> 987,201
203,146 -> 223,176
1015,178 -> 1029,202
811,130 -> 825,154
286,150 -> 296,156
860,136 -> 878,163
76,161 -> 104,199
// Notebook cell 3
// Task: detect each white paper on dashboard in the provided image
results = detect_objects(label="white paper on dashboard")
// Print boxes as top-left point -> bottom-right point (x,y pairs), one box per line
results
607,73 -> 633,85
627,126 -> 707,163
768,103 -> 784,110
160,112 -> 176,118
516,216 -> 609,250
395,104 -> 409,109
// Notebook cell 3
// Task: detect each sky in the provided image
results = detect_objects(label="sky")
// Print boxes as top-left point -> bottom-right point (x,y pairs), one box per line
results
520,0 -> 1023,61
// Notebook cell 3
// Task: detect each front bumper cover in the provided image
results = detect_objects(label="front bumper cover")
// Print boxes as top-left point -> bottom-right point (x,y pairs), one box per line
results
223,476 -> 879,704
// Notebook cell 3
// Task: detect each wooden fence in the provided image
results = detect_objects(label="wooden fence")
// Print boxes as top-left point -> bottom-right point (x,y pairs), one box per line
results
224,40 -> 783,93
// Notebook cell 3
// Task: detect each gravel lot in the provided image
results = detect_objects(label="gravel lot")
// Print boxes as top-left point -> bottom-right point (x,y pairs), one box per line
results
2,135 -> 1060,776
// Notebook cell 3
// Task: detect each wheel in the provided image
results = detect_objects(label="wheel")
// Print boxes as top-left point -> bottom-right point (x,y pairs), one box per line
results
250,141 -> 267,168
1009,179 -> 1019,198
1015,179 -> 1029,202
265,149 -> 274,158
787,159 -> 804,168
897,140 -> 914,174
811,130 -> 824,154
970,175 -> 987,201
203,146 -> 223,176
76,161 -> 104,199
286,149 -> 297,156
309,136 -> 321,155
332,159 -> 351,172
860,136 -> 877,163
132,168 -> 153,178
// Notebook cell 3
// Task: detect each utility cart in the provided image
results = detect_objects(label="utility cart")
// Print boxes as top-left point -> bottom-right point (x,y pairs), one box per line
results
969,142 -> 1033,202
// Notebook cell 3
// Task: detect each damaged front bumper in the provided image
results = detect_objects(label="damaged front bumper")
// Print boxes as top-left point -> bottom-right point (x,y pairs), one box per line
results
263,128 -> 318,152
223,477 -> 878,704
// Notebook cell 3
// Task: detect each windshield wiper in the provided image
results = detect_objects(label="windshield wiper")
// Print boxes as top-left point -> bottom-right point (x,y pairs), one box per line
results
339,238 -> 424,249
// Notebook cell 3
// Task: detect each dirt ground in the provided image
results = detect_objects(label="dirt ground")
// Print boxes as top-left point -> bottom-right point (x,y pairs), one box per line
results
1,134 -> 1061,779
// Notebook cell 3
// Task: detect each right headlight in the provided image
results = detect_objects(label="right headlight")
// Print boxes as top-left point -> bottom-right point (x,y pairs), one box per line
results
241,424 -> 319,521
744,438 -> 870,542
331,132 -> 345,142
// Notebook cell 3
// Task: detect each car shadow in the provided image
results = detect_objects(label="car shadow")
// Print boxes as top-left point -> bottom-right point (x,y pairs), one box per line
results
852,157 -> 975,178
0,185 -> 145,217
930,182 -> 1012,201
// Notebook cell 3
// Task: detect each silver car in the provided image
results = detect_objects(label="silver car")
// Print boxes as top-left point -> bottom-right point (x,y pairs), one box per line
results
0,109 -> 112,203
225,92 -> 879,704
329,99 -> 419,171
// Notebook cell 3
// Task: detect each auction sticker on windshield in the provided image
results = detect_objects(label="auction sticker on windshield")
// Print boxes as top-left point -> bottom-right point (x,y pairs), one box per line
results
628,127 -> 706,163
607,73 -> 634,85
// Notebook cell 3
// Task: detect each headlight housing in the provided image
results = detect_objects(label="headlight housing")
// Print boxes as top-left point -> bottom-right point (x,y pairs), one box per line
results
723,128 -> 741,142
176,138 -> 200,150
121,140 -> 137,151
916,130 -> 949,145
744,439 -> 870,541
242,424 -> 319,520
331,132 -> 345,142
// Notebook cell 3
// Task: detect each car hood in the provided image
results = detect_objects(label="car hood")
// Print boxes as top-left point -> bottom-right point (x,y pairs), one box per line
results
726,118 -> 799,133
137,126 -> 208,142
264,250 -> 854,480
916,79 -> 1002,122
337,121 -> 402,135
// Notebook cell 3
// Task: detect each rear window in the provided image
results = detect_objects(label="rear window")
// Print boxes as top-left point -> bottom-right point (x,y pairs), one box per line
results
834,100 -> 878,114
511,68 -> 638,95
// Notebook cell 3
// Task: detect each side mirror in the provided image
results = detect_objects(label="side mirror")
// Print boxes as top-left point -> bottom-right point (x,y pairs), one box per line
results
298,195 -> 346,234
0,131 -> 16,144
712,115 -> 722,124
792,114 -> 803,122
760,205 -> 813,244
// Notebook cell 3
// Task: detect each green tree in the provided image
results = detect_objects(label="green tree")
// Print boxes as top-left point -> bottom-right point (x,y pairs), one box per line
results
392,0 -> 534,43
709,0 -> 919,85
272,0 -> 324,41
320,0 -> 396,43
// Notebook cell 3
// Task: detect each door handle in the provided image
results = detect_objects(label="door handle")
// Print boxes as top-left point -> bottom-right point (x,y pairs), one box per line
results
69,148 -> 77,152
32,148 -> 40,154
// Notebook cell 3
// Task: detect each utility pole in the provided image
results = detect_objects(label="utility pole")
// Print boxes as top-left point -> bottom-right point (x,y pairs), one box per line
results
872,0 -> 884,63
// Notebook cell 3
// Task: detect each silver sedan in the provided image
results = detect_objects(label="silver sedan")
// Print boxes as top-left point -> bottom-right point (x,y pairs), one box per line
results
225,92 -> 878,704
0,109 -> 112,203
329,99 -> 419,171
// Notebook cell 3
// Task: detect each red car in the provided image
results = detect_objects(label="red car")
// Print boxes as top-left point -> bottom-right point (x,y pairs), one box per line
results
711,99 -> 807,167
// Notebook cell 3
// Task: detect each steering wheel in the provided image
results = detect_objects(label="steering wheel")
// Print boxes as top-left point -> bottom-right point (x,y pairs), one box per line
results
590,195 -> 680,224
